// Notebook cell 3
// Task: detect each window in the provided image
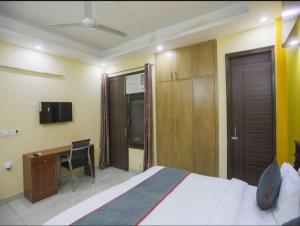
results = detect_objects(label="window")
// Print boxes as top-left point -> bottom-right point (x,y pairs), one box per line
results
128,93 -> 144,149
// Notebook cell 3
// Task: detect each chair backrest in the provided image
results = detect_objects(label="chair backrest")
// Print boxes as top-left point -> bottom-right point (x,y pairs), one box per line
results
70,139 -> 91,168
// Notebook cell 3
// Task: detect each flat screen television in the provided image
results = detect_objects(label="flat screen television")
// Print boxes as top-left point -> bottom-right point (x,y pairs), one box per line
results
39,102 -> 72,124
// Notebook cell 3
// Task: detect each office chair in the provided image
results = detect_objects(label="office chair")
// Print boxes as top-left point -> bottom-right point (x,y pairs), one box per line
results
60,139 -> 94,192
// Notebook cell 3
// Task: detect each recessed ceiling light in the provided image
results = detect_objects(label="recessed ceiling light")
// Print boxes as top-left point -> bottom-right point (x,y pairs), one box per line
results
289,39 -> 300,46
259,17 -> 268,23
35,45 -> 42,50
156,45 -> 163,51
282,9 -> 299,18
101,62 -> 106,67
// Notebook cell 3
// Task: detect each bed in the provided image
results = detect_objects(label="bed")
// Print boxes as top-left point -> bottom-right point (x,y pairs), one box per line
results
44,166 -> 276,225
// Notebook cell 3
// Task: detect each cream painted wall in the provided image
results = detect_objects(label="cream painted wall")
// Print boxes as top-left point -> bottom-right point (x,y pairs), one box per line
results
106,55 -> 156,173
0,42 -> 102,199
216,24 -> 276,178
128,148 -> 144,172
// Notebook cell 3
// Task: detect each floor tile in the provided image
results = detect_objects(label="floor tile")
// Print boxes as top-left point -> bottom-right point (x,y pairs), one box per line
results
0,204 -> 20,225
5,167 -> 137,225
7,218 -> 26,226
9,192 -> 76,220
18,193 -> 79,225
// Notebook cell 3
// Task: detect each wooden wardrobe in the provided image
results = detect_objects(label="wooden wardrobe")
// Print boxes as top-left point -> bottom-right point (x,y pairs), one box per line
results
156,40 -> 218,176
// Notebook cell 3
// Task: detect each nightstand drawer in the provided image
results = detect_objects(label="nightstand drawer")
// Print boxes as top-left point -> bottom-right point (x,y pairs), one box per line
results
32,155 -> 55,168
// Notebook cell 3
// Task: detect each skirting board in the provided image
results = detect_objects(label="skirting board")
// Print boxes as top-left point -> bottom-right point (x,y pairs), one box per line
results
129,169 -> 142,174
0,192 -> 23,205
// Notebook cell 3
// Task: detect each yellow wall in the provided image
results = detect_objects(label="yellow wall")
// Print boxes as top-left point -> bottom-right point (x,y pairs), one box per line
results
216,24 -> 276,178
128,148 -> 144,172
286,47 -> 300,162
276,19 -> 289,165
0,42 -> 102,199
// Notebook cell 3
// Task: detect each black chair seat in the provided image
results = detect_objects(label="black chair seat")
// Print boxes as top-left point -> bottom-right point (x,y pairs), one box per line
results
61,161 -> 71,169
61,157 -> 88,169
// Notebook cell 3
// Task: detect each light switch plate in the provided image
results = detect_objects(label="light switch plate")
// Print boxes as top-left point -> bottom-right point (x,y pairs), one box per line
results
0,129 -> 19,137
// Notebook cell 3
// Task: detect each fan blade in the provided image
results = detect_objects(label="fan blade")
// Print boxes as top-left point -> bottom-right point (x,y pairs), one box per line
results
95,24 -> 127,37
85,1 -> 95,19
52,23 -> 83,28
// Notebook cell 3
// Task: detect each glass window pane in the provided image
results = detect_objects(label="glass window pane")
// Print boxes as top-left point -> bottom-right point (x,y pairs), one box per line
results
130,98 -> 144,144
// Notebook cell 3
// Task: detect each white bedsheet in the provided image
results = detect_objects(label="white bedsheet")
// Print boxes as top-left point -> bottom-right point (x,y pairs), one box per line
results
44,166 -> 276,225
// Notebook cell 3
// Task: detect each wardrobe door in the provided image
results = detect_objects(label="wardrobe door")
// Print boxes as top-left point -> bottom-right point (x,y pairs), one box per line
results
108,76 -> 128,171
193,76 -> 216,176
156,81 -> 174,167
192,40 -> 215,77
174,46 -> 192,80
173,79 -> 194,171
156,53 -> 175,82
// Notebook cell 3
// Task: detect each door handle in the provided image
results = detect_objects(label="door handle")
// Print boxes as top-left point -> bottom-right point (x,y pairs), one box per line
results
231,126 -> 238,140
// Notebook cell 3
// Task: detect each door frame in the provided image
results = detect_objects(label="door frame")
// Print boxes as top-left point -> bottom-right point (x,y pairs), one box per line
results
225,46 -> 276,179
107,70 -> 146,171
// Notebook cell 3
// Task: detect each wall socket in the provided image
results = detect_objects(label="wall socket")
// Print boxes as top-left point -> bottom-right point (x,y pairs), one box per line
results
0,129 -> 19,137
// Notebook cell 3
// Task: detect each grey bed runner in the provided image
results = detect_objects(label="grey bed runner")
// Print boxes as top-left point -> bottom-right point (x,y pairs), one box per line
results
71,167 -> 189,225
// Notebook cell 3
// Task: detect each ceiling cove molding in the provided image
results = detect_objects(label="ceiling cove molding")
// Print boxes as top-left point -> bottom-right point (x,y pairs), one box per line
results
0,27 -> 101,65
100,2 -> 248,60
0,14 -> 102,59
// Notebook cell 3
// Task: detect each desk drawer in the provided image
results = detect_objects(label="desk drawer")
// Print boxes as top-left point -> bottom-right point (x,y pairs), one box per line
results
32,155 -> 55,168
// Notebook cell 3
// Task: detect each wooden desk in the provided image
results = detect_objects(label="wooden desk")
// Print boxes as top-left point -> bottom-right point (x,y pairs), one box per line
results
23,144 -> 95,203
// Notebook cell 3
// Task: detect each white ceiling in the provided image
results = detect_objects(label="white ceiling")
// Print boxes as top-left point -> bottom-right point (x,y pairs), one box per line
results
0,1 -> 282,66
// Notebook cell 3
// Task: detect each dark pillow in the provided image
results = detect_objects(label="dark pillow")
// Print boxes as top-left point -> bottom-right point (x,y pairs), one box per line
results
283,216 -> 300,226
256,160 -> 282,210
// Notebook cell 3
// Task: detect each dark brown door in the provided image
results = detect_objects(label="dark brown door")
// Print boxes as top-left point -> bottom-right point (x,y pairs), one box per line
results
227,47 -> 275,186
108,76 -> 128,170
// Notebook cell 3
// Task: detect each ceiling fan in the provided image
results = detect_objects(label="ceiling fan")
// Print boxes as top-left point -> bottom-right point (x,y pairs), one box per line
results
51,1 -> 127,37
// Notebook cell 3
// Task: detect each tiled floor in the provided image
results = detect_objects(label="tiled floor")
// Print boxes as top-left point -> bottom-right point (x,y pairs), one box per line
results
0,167 -> 138,225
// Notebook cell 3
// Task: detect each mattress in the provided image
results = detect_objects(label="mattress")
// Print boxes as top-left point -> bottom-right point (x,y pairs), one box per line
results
44,166 -> 276,225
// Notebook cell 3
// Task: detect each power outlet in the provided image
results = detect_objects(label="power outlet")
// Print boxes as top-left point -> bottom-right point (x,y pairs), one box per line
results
0,129 -> 19,137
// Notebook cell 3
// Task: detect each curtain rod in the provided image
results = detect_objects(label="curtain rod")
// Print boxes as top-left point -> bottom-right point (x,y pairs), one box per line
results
108,66 -> 145,76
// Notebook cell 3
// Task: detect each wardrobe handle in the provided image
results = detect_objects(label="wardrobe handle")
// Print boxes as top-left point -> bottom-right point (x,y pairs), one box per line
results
171,72 -> 173,80
175,118 -> 179,136
174,72 -> 177,80
195,119 -> 199,133
170,118 -> 174,130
